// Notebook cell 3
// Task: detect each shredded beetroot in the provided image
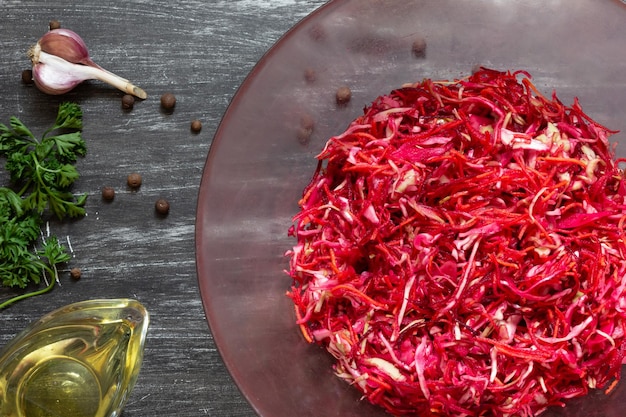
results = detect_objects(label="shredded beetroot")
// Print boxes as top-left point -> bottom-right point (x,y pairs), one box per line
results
286,68 -> 626,417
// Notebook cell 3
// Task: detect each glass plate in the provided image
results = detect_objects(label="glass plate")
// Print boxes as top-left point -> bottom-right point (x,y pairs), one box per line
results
195,1 -> 626,416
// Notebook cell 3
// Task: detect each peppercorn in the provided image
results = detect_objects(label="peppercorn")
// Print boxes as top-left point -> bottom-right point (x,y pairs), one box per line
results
296,114 -> 315,145
297,127 -> 312,145
160,92 -> 176,111
21,69 -> 33,84
297,114 -> 315,145
155,198 -> 170,215
190,119 -> 202,133
49,20 -> 61,30
127,173 -> 142,189
411,37 -> 427,58
121,94 -> 135,110
304,68 -> 317,83
301,113 -> 315,129
101,186 -> 115,201
70,267 -> 81,280
335,86 -> 352,106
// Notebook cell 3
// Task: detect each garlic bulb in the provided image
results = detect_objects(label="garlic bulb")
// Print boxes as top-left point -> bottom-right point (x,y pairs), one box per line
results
28,29 -> 147,99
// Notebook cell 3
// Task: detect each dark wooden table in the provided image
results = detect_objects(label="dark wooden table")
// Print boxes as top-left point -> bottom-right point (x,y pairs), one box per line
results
0,1 -> 326,416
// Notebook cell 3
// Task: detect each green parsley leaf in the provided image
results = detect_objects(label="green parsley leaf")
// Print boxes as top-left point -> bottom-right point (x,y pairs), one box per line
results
0,102 -> 87,219
45,102 -> 83,136
0,102 -> 87,310
9,117 -> 36,140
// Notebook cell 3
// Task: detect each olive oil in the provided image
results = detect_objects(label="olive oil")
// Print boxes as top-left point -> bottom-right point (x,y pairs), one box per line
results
0,299 -> 149,417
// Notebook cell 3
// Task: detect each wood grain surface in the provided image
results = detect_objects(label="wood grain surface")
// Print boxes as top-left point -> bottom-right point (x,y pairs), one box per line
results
0,1 -> 327,416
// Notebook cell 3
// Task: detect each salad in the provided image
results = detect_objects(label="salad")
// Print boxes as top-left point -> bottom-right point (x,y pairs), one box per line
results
287,68 -> 626,417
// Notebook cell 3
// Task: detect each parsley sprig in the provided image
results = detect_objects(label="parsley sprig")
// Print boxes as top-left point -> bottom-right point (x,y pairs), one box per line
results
0,102 -> 86,309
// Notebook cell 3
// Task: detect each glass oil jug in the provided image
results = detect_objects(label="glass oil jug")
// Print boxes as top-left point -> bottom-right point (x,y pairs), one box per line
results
0,298 -> 149,417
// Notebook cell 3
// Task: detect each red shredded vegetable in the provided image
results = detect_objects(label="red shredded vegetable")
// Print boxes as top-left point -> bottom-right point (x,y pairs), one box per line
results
286,68 -> 626,417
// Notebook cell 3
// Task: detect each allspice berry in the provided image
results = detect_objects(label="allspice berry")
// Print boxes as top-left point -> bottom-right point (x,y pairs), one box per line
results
155,198 -> 170,215
297,127 -> 313,145
297,114 -> 315,145
335,86 -> 352,105
300,114 -> 315,131
102,186 -> 115,201
70,268 -> 81,280
190,119 -> 202,133
411,37 -> 427,58
127,173 -> 142,189
121,94 -> 135,110
160,93 -> 176,111
304,68 -> 317,83
21,69 -> 33,84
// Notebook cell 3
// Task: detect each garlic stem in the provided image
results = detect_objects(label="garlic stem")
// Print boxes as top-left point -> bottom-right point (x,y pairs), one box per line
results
76,59 -> 147,99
